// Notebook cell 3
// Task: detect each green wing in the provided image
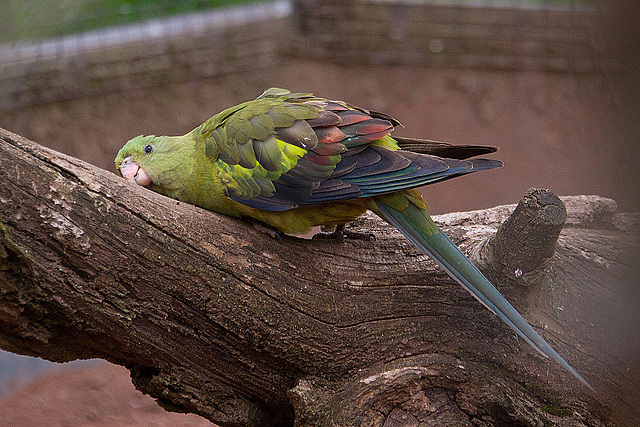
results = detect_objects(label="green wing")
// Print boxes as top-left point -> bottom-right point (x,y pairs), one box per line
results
189,89 -> 332,208
191,88 -> 500,211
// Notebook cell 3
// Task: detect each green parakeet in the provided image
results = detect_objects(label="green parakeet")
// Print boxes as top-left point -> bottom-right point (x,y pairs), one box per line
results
115,88 -> 591,389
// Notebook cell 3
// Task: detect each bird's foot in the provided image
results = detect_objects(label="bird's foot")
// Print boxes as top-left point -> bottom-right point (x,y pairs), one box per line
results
312,224 -> 376,241
249,220 -> 284,241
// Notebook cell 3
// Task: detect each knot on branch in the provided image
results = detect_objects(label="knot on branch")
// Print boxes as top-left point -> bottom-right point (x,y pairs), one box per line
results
481,188 -> 566,282
289,355 -> 474,426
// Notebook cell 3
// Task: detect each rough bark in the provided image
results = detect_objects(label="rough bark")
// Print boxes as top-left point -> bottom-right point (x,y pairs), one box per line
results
0,127 -> 638,426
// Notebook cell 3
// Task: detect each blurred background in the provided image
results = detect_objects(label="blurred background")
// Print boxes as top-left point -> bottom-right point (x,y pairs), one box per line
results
0,0 -> 637,425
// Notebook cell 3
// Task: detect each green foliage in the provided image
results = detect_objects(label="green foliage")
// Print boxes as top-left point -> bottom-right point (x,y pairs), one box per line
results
1,0 -> 270,43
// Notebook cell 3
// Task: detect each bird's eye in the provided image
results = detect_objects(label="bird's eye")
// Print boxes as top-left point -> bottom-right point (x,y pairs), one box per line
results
143,144 -> 153,154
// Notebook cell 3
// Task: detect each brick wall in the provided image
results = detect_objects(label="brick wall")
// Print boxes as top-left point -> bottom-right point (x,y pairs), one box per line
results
0,0 -> 605,111
289,0 -> 604,72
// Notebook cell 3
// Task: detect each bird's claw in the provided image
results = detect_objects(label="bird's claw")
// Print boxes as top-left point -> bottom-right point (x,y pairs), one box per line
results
312,224 -> 376,241
250,220 -> 283,241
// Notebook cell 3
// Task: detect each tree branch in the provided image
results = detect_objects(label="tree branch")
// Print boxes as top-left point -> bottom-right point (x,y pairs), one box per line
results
1,128 -> 638,426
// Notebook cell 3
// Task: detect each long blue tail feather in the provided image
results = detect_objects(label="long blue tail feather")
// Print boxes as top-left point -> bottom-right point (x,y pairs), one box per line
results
374,199 -> 593,391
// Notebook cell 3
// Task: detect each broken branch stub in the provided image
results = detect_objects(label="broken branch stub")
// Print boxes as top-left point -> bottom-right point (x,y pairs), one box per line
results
483,188 -> 567,281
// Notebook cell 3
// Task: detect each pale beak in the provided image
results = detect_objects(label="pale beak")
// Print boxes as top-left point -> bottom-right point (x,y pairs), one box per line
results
120,157 -> 151,186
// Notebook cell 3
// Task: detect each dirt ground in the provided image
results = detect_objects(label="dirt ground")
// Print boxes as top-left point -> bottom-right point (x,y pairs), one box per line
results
0,362 -> 216,426
0,60 -> 638,425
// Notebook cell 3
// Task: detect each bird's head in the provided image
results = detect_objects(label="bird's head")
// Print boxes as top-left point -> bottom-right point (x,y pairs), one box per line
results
115,135 -> 191,194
